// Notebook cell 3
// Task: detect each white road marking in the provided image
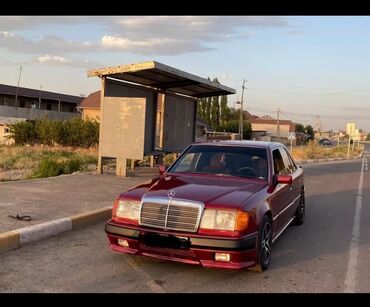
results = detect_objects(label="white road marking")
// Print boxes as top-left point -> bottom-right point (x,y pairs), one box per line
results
344,157 -> 365,293
124,256 -> 166,293
365,158 -> 368,171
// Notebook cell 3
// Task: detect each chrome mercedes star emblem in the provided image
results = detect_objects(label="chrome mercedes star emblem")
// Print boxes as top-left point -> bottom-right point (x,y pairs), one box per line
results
168,190 -> 175,198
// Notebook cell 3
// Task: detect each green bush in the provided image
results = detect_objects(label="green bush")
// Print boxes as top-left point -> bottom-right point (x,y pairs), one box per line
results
30,159 -> 63,178
8,120 -> 37,145
29,157 -> 83,179
7,117 -> 99,147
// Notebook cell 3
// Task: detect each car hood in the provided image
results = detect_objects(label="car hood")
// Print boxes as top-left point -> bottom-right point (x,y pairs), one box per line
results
142,174 -> 267,209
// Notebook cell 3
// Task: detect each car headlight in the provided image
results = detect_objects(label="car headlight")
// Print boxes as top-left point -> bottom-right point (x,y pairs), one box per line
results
115,199 -> 141,221
200,209 -> 249,231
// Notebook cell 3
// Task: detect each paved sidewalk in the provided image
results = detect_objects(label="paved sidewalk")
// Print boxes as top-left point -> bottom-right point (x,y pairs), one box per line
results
0,172 -> 153,233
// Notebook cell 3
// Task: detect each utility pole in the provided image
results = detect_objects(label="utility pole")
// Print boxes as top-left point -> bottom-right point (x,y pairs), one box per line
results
39,84 -> 42,109
347,135 -> 351,158
315,115 -> 321,139
277,107 -> 280,142
337,133 -> 340,147
15,66 -> 22,110
238,79 -> 246,140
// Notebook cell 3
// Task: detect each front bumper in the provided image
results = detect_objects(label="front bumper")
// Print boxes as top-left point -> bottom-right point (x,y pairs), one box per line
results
105,220 -> 258,269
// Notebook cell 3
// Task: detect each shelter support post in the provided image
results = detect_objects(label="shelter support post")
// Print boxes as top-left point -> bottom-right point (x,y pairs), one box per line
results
97,156 -> 103,174
97,76 -> 106,174
116,157 -> 127,177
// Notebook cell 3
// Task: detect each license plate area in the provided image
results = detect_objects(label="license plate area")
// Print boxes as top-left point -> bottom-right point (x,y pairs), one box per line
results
141,233 -> 190,249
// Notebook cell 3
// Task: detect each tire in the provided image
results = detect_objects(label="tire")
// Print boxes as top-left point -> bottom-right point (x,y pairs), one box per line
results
255,215 -> 273,272
294,191 -> 305,225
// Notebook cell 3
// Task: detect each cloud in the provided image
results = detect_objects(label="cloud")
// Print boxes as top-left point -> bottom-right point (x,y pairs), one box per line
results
0,16 -> 290,56
37,54 -> 67,64
100,35 -> 212,55
0,32 -> 93,54
99,16 -> 288,55
35,55 -> 102,68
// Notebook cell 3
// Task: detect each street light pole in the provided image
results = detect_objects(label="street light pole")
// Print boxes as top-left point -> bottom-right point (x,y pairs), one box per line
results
347,135 -> 351,158
239,79 -> 246,140
277,107 -> 280,142
15,66 -> 22,110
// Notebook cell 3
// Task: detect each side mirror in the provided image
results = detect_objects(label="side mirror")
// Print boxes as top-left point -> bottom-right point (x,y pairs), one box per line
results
276,175 -> 293,185
159,165 -> 167,176
268,174 -> 293,193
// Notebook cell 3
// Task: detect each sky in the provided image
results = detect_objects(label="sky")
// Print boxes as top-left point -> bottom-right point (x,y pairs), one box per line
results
1,16 -> 370,132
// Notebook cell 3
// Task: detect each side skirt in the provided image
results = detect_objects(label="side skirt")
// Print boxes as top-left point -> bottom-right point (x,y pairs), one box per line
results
272,216 -> 295,243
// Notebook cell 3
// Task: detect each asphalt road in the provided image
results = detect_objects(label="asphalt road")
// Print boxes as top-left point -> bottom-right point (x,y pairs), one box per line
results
1,146 -> 370,293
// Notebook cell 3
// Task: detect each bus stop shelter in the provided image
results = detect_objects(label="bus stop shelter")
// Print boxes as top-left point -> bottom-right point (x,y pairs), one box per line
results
87,61 -> 235,177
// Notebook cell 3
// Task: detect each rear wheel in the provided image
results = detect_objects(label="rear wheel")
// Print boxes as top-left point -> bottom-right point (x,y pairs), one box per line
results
254,215 -> 272,272
294,191 -> 305,225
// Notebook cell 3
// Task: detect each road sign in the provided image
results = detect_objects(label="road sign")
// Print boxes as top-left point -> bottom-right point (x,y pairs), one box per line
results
288,132 -> 296,140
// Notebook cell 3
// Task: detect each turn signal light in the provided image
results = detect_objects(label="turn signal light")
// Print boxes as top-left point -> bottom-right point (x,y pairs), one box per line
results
235,211 -> 249,231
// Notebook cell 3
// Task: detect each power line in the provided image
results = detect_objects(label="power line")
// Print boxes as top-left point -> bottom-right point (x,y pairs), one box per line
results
248,80 -> 370,92
246,105 -> 370,120
248,87 -> 370,98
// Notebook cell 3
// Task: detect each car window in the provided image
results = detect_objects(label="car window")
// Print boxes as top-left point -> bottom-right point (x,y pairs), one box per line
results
272,149 -> 286,175
284,148 -> 297,171
279,148 -> 295,174
173,152 -> 197,172
168,145 -> 268,179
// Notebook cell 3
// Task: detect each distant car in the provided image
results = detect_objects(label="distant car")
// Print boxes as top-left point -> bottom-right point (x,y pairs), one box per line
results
105,141 -> 305,271
319,139 -> 332,145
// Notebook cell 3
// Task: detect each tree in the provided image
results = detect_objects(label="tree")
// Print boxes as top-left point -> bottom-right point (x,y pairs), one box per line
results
228,107 -> 240,121
211,95 -> 220,128
196,98 -> 206,119
305,125 -> 314,140
210,78 -> 220,128
218,120 -> 251,139
220,95 -> 230,126
295,123 -> 305,133
366,133 -> 370,141
204,96 -> 212,125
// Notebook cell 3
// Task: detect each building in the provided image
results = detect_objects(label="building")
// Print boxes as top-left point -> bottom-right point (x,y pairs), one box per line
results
346,122 -> 360,141
249,117 -> 295,143
0,117 -> 27,145
78,91 -> 101,120
0,83 -> 83,120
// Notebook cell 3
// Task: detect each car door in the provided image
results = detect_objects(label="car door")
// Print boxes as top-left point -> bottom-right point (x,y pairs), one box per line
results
268,148 -> 291,233
278,147 -> 303,223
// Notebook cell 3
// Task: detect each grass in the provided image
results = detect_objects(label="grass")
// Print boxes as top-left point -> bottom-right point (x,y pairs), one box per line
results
0,145 -> 98,179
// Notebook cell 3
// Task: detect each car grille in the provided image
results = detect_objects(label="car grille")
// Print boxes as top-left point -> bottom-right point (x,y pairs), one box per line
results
139,198 -> 203,233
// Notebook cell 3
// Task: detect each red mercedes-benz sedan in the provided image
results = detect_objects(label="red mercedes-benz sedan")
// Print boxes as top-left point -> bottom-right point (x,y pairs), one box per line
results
105,141 -> 305,271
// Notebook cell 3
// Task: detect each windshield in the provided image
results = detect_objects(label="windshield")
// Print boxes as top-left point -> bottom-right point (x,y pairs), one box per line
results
168,145 -> 268,180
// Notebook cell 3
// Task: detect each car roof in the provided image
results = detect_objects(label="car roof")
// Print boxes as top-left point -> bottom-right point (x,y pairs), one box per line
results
192,140 -> 284,150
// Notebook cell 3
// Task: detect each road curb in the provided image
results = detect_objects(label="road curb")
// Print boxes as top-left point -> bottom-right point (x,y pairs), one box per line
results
298,154 -> 363,165
0,206 -> 112,254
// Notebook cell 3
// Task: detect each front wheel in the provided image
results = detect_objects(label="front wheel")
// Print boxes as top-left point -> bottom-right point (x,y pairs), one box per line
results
254,215 -> 272,272
294,191 -> 305,225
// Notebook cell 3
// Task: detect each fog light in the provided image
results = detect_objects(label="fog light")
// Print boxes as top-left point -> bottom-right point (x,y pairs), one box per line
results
215,253 -> 230,262
118,239 -> 129,247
